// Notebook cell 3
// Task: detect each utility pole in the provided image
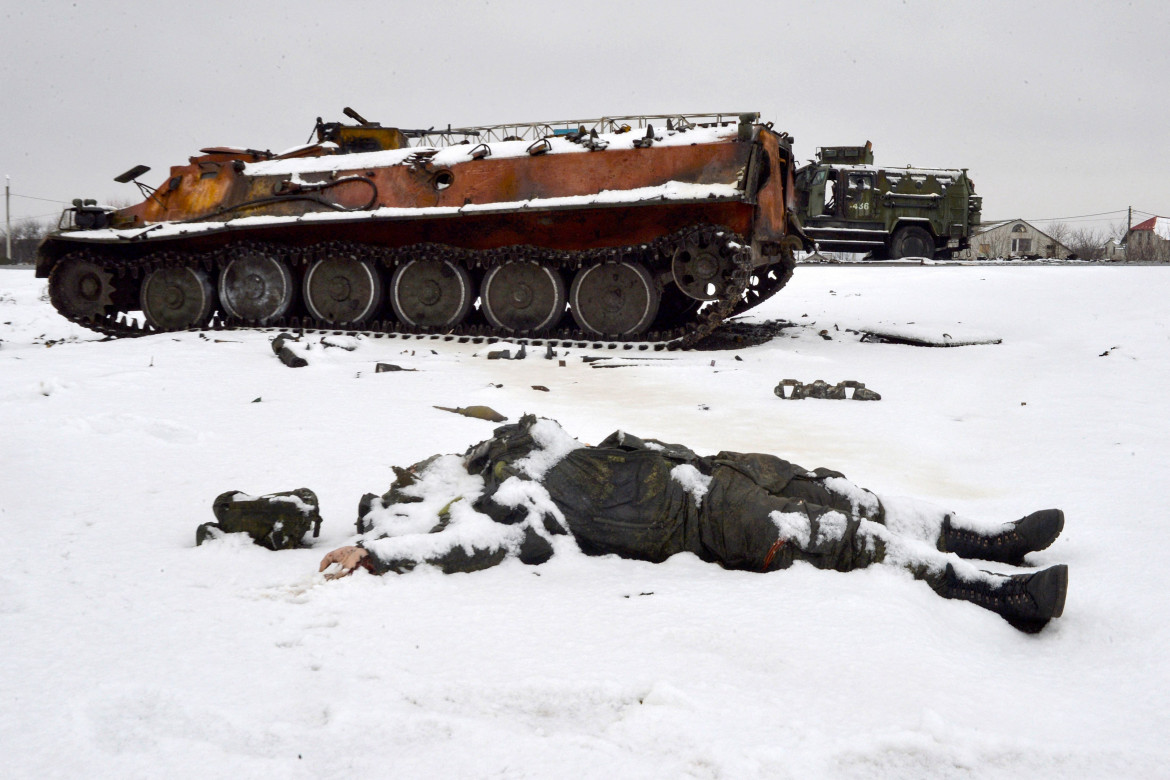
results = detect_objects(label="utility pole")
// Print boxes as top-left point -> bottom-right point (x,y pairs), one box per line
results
4,176 -> 10,263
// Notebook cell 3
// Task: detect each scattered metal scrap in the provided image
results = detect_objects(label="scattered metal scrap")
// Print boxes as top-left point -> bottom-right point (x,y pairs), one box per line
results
775,379 -> 881,400
584,355 -> 676,368
858,328 -> 1001,347
433,405 -> 508,422
271,332 -> 308,368
487,345 -> 527,360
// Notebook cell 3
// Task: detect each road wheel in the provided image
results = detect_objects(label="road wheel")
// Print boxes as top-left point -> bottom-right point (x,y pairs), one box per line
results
890,225 -> 936,260
569,261 -> 660,337
219,249 -> 295,324
480,260 -> 566,333
389,257 -> 473,328
141,266 -> 215,330
49,253 -> 117,321
303,255 -> 383,325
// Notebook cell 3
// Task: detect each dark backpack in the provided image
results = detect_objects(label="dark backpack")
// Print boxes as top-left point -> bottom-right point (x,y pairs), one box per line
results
198,488 -> 323,550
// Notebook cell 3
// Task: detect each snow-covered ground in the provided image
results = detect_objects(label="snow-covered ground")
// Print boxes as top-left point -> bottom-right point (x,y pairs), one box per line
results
2,264 -> 1168,778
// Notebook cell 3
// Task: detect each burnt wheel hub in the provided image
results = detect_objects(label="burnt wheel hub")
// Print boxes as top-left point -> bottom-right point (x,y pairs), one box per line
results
390,258 -> 472,328
219,251 -> 295,324
569,261 -> 660,337
304,256 -> 382,325
141,266 -> 215,331
480,261 -> 566,333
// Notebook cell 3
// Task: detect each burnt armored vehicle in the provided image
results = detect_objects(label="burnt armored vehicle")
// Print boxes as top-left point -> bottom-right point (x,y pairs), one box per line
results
37,110 -> 806,348
794,142 -> 981,259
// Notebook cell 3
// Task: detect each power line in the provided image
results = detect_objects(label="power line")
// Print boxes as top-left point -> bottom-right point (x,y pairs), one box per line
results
1,211 -> 59,226
983,207 -> 1164,226
10,192 -> 69,205
1024,209 -> 1128,222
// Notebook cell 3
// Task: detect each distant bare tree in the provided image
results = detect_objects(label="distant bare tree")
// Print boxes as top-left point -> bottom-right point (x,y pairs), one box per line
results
975,230 -> 1012,259
1067,227 -> 1108,261
1045,221 -> 1071,247
1,219 -> 54,265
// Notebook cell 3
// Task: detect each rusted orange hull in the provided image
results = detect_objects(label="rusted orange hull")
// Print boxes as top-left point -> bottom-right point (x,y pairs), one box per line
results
54,123 -> 795,262
36,114 -> 802,346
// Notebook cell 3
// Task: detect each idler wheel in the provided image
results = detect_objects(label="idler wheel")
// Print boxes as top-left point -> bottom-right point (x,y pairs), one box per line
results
671,232 -> 737,301
49,254 -> 117,321
479,260 -> 566,333
218,250 -> 295,324
569,261 -> 660,337
140,267 -> 215,331
303,256 -> 383,325
389,258 -> 473,328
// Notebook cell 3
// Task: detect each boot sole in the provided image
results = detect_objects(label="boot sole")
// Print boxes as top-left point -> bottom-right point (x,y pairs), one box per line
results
1028,563 -> 1068,619
1018,509 -> 1065,554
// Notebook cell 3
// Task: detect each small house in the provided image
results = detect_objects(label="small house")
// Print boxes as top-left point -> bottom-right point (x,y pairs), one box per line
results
1126,216 -> 1170,262
959,219 -> 1073,260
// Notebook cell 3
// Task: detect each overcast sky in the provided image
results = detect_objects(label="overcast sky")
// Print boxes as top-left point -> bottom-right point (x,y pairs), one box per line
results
3,0 -> 1167,235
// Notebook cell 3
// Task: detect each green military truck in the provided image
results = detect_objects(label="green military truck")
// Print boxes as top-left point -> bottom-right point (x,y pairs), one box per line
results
794,142 -> 982,259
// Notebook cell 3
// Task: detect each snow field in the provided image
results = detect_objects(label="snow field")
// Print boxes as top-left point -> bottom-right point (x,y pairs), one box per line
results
1,264 -> 1168,777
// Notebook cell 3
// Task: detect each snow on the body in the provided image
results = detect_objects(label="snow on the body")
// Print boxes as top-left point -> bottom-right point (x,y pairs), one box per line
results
769,510 -> 813,547
670,463 -> 711,508
359,419 -> 581,564
511,417 -> 584,479
822,474 -> 882,519
3,264 -> 1170,778
490,477 -> 569,537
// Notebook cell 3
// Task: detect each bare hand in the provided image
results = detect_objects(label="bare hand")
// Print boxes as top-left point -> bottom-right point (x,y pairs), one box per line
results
319,546 -> 371,579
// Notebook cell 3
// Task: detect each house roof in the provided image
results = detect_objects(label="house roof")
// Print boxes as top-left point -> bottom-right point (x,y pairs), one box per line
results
973,219 -> 1018,234
1131,216 -> 1170,240
973,218 -> 1069,250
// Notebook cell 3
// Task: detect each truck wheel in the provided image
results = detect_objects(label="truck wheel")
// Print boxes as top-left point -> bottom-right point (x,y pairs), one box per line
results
890,226 -> 936,260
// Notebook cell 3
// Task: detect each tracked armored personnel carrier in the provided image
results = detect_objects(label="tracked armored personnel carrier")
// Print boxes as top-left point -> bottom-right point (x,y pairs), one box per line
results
37,110 -> 805,348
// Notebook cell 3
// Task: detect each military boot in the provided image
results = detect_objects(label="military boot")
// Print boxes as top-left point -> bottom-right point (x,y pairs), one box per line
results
938,563 -> 1068,633
940,509 -> 1064,565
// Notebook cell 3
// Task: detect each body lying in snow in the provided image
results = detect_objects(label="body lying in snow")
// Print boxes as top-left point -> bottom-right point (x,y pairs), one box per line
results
321,415 -> 1067,632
